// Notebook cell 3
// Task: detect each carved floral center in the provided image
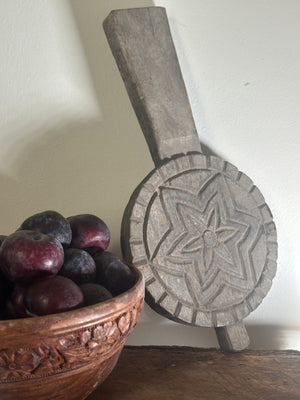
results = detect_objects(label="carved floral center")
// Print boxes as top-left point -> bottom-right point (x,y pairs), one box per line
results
202,229 -> 217,247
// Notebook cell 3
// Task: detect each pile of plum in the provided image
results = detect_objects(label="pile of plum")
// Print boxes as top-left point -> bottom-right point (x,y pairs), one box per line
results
0,211 -> 135,319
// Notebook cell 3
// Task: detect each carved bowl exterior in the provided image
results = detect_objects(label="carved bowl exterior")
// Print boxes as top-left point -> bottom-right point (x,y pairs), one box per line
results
0,266 -> 144,400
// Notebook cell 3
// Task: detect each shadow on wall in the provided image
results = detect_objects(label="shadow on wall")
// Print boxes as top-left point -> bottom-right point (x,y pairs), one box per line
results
69,0 -> 155,107
0,0 -> 155,257
0,1 -> 292,350
0,0 -> 216,247
126,304 -> 299,350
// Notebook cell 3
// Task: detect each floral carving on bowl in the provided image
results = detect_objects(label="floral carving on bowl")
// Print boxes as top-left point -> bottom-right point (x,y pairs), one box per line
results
0,297 -> 143,382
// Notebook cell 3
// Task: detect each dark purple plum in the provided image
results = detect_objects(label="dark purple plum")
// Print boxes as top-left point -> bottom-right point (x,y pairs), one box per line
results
93,251 -> 135,296
0,269 -> 13,300
67,214 -> 110,252
59,248 -> 96,284
0,235 -> 7,248
84,246 -> 104,256
80,283 -> 112,306
0,270 -> 13,311
25,275 -> 84,316
19,210 -> 72,247
0,230 -> 64,283
6,283 -> 29,318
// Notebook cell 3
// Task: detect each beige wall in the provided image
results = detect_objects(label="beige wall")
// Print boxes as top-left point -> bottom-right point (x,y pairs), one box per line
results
0,0 -> 299,350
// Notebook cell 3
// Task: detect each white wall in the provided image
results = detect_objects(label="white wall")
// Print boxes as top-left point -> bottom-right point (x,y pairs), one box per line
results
0,0 -> 299,350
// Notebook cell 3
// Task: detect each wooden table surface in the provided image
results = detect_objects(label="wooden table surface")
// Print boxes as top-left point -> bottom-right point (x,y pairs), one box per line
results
87,346 -> 300,400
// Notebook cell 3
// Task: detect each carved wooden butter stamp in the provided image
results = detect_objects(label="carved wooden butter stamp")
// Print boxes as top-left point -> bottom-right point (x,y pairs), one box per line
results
104,7 -> 277,351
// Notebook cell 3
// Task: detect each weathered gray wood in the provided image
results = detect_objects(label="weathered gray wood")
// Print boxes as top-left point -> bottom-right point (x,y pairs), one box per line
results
103,7 -> 202,165
103,7 -> 278,353
215,322 -> 250,352
120,152 -> 276,350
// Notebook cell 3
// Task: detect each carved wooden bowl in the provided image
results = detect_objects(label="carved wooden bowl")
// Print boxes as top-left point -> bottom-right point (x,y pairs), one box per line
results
0,266 -> 144,400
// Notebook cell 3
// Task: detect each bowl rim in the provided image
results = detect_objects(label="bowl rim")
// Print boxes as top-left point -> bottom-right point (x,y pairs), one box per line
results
0,265 -> 144,337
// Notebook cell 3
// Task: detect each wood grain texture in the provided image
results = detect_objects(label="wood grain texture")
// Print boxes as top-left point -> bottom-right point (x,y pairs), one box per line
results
121,153 -> 277,328
0,267 -> 144,400
104,7 -> 278,352
215,322 -> 250,352
103,7 -> 201,165
89,346 -> 300,400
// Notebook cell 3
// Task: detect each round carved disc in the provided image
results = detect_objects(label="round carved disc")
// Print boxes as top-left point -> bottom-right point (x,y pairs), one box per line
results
121,153 -> 277,327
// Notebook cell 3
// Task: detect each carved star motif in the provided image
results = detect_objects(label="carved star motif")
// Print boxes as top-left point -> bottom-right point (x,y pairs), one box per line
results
175,204 -> 238,272
130,154 -> 276,324
150,179 -> 258,306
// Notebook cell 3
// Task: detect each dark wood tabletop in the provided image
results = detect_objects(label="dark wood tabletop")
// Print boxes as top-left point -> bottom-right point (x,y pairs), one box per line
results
87,346 -> 300,400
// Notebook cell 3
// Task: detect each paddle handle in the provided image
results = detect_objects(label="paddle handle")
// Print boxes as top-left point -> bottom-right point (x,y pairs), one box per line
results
215,322 -> 250,352
103,7 -> 202,166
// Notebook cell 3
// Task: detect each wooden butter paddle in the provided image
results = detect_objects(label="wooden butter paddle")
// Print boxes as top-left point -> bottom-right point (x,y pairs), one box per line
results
103,7 -> 277,351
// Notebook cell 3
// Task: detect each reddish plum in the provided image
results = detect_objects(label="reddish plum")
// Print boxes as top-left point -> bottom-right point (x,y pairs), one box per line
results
0,230 -> 64,283
25,275 -> 84,316
67,214 -> 110,251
